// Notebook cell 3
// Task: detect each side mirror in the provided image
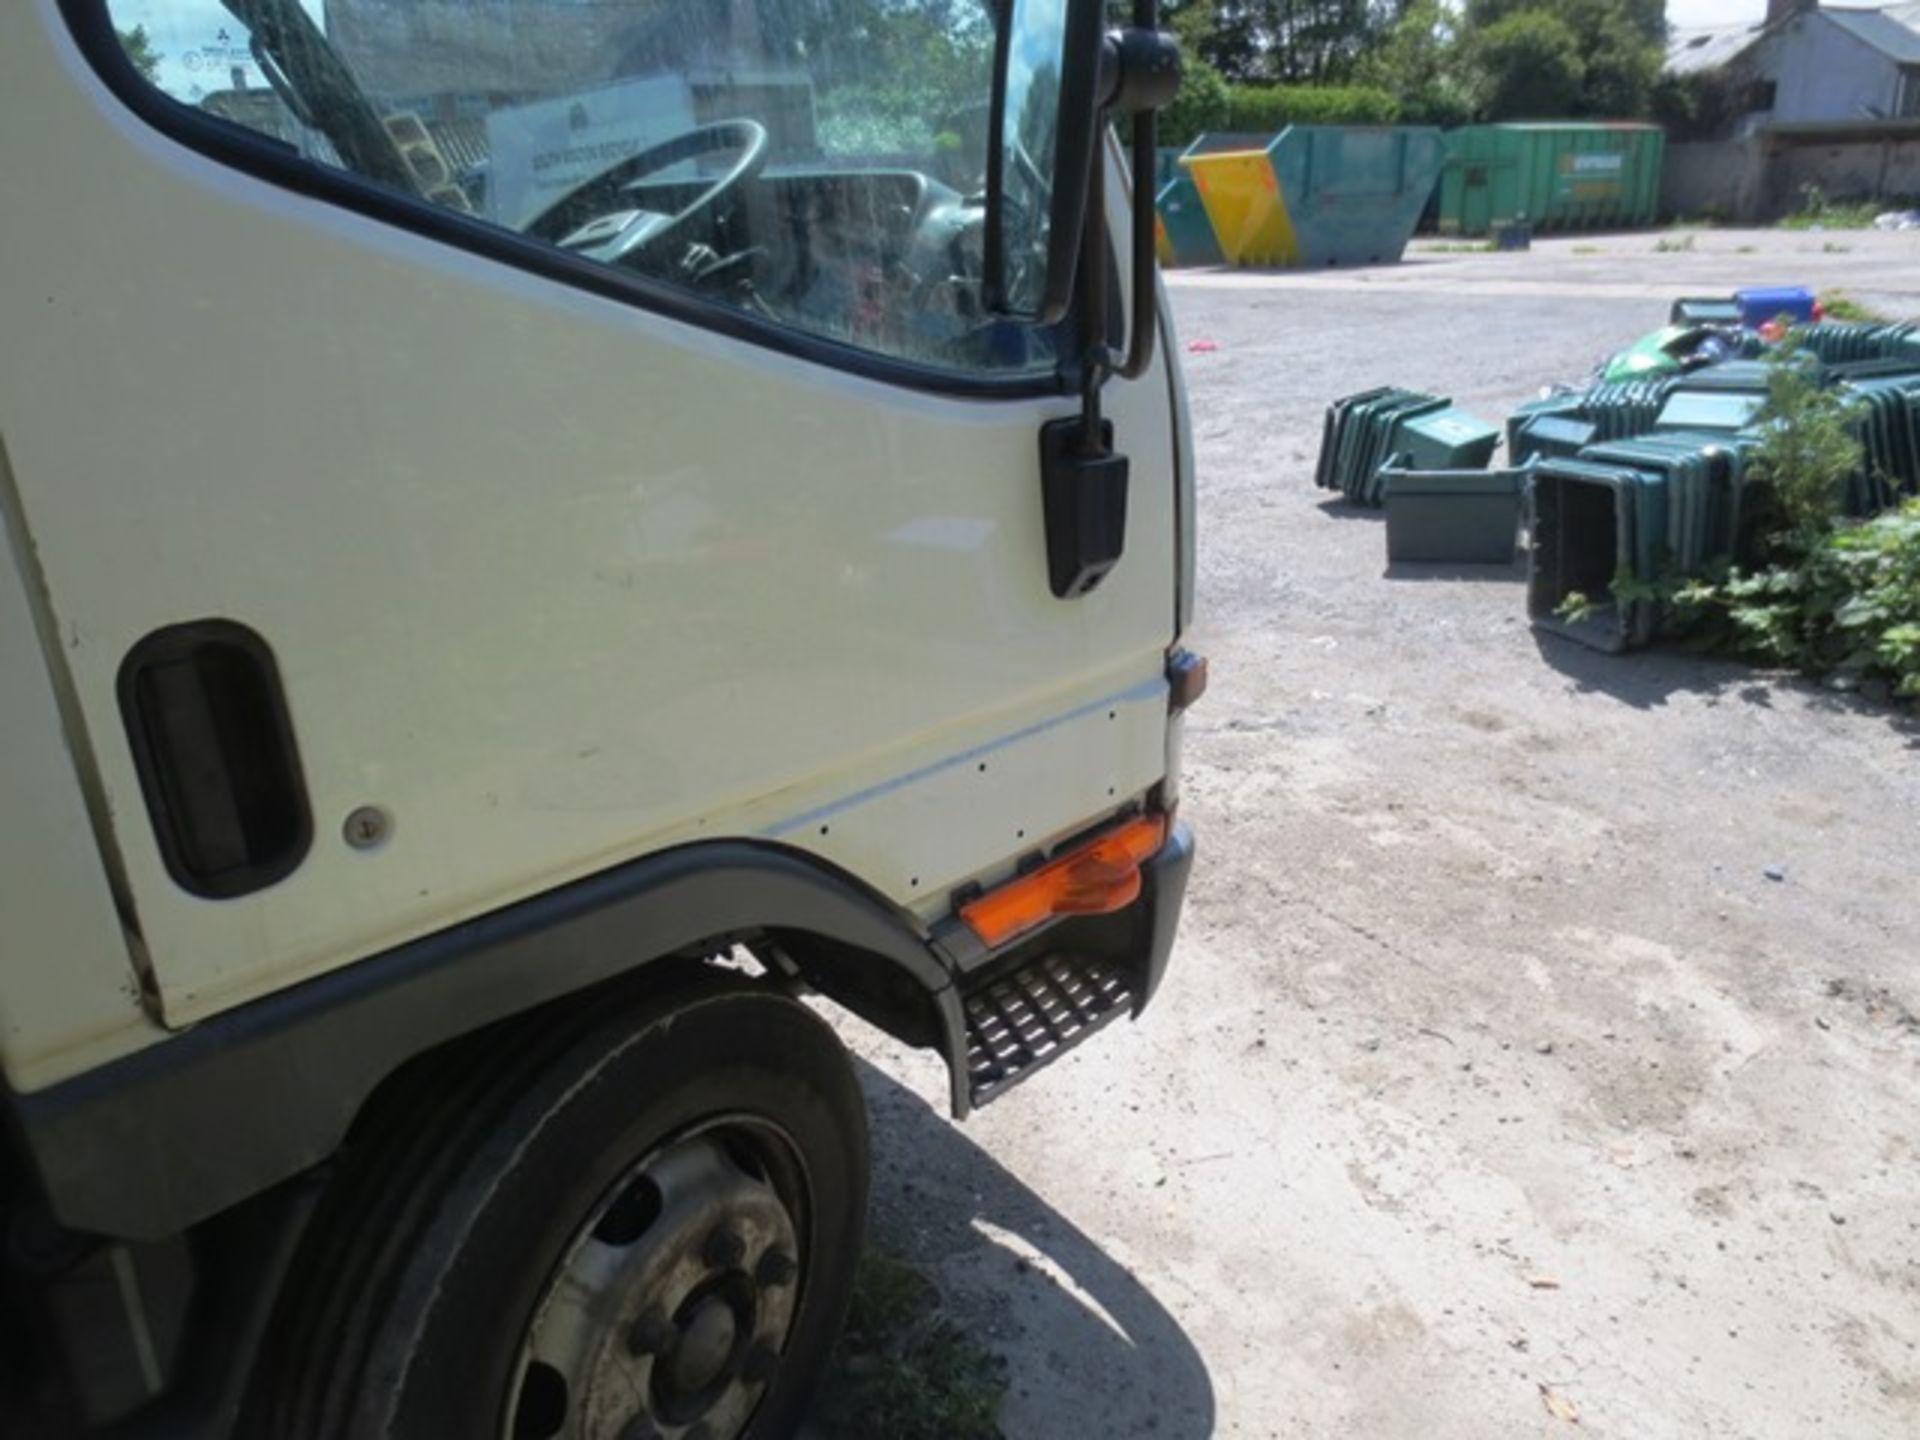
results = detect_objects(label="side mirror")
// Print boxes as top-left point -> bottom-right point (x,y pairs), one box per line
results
1006,0 -> 1179,602
990,0 -> 1179,360
987,0 -> 1104,325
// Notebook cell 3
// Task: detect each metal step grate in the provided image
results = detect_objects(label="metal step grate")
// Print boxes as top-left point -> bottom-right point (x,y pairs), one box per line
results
963,952 -> 1133,1108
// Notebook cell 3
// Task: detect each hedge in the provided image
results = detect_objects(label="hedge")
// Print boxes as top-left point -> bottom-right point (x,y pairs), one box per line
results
1227,84 -> 1402,132
1161,76 -> 1403,147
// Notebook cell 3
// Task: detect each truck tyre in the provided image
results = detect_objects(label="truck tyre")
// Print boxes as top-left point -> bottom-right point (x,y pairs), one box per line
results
248,972 -> 869,1440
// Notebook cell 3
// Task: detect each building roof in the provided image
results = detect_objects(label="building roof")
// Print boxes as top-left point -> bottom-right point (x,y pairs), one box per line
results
1665,22 -> 1768,76
1824,5 -> 1920,63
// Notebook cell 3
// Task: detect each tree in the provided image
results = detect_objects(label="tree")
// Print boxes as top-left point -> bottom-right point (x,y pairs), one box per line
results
1167,0 -> 1666,126
1469,9 -> 1584,118
1462,0 -> 1664,118
1161,56 -> 1234,145
118,23 -> 161,82
1651,67 -> 1741,141
1578,8 -> 1661,116
1465,0 -> 1662,43
1357,0 -> 1472,126
1177,0 -> 1397,84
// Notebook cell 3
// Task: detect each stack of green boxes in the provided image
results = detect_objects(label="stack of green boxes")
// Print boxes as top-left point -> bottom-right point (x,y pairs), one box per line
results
1315,388 -> 1501,506
1509,380 -> 1677,461
1508,398 -> 1595,465
1508,379 -> 1675,463
1791,322 -> 1920,366
1573,379 -> 1678,441
1840,368 -> 1920,514
1528,457 -> 1669,652
1529,431 -> 1763,652
1651,362 -> 1776,434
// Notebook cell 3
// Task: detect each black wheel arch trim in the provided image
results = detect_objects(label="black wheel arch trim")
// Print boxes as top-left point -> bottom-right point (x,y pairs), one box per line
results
7,840 -> 961,1243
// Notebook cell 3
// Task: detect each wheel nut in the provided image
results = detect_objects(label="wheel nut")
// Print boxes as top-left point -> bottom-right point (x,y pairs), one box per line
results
627,1306 -> 675,1357
704,1227 -> 746,1269
755,1249 -> 797,1288
742,1341 -> 780,1384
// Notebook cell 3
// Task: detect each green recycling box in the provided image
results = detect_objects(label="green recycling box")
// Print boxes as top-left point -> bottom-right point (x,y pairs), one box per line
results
1389,407 -> 1502,472
1382,465 -> 1528,564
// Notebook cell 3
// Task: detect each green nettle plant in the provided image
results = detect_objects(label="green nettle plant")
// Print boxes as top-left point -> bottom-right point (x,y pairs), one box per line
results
1710,344 -> 1920,696
1556,338 -> 1920,701
1744,348 -> 1863,538
1721,499 -> 1920,697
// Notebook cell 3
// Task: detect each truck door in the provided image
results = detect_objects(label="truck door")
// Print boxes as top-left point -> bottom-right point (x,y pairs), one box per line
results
0,0 -> 1179,1025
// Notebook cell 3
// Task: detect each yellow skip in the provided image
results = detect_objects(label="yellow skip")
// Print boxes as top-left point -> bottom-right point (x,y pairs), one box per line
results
1183,150 -> 1300,267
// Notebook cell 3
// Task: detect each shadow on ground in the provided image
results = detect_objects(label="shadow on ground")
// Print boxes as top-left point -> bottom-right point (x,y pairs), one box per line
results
806,1061 -> 1215,1439
1533,629 -> 1920,738
1316,497 -> 1381,521
1532,628 -> 1769,709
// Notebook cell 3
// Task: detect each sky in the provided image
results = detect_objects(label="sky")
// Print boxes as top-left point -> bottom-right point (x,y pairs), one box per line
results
1668,0 -> 1767,21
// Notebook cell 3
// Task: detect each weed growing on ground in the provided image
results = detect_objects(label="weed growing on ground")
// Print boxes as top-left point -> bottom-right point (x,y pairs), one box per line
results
810,1250 -> 1006,1440
1749,347 -> 1867,533
1819,291 -> 1887,323
1653,233 -> 1696,253
1718,502 -> 1920,695
1779,184 -> 1880,231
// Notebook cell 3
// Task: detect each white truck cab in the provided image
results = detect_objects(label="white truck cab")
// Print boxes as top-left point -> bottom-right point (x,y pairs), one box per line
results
0,0 -> 1197,1433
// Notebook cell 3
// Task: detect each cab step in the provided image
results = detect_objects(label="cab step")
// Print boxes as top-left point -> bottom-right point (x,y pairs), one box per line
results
962,951 -> 1133,1108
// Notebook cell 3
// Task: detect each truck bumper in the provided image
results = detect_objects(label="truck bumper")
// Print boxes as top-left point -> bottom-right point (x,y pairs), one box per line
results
940,817 -> 1195,1116
1133,818 -> 1196,1014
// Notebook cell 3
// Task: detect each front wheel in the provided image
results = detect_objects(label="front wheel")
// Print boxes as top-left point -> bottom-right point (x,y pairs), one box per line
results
250,973 -> 869,1440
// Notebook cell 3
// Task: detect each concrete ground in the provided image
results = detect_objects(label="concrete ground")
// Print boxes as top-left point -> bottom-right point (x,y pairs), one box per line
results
840,229 -> 1920,1438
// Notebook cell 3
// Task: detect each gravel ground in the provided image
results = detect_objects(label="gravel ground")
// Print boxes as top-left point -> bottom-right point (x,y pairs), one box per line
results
836,229 -> 1920,1440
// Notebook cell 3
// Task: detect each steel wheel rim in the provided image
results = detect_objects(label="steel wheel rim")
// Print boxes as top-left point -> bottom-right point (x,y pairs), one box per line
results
503,1117 -> 810,1440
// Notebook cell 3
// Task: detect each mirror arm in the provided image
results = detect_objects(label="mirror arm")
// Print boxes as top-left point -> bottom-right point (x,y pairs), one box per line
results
1113,111 -> 1157,380
1105,17 -> 1180,381
1073,17 -> 1180,405
1076,116 -> 1110,452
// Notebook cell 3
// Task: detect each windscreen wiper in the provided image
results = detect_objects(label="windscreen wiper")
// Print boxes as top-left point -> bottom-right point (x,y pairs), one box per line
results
220,0 -> 420,195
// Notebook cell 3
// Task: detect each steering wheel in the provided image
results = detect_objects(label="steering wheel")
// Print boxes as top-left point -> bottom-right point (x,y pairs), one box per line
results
524,119 -> 769,269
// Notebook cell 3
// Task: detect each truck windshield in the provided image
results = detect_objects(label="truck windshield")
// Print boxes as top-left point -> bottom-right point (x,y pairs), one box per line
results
108,0 -> 1057,373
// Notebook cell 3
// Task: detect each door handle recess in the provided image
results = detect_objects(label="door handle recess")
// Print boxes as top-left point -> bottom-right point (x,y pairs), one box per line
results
118,621 -> 312,899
